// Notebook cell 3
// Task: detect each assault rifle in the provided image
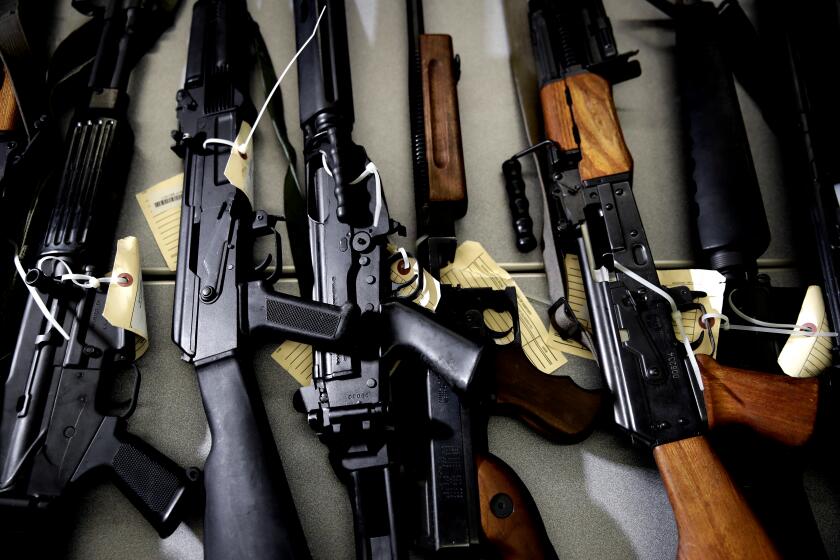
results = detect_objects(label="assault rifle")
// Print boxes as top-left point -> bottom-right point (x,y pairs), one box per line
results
292,1 -> 486,558
503,0 -> 828,557
399,0 -> 599,556
644,1 -> 836,556
0,0 -> 194,553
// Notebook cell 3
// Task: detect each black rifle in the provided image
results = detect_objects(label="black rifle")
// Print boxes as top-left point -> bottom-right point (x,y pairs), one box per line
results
0,0 -> 194,551
292,1 -> 484,558
171,0 -> 372,557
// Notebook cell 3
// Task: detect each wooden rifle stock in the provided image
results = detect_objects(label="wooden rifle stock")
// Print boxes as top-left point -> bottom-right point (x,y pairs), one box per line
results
491,345 -> 603,442
0,66 -> 18,132
420,33 -> 467,208
698,354 -> 819,446
654,436 -> 779,559
477,453 -> 558,560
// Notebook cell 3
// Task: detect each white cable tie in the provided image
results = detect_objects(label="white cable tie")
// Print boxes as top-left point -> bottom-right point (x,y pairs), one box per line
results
320,151 -> 334,177
350,161 -> 383,227
397,247 -> 410,272
701,311 -> 837,338
202,138 -> 237,151
727,289 -> 800,330
13,255 -> 70,341
613,261 -> 703,389
239,5 -> 327,153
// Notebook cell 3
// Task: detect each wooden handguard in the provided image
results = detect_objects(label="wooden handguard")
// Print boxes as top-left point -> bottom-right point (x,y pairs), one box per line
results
478,453 -> 558,560
654,436 -> 780,560
0,66 -> 18,132
491,345 -> 603,442
420,34 -> 467,208
698,354 -> 819,447
540,72 -> 633,181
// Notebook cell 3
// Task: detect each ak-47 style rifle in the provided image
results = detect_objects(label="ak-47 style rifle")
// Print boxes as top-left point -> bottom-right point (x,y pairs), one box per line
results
502,0 -> 829,557
292,1 -> 488,558
171,0 -> 373,557
0,0 -> 195,554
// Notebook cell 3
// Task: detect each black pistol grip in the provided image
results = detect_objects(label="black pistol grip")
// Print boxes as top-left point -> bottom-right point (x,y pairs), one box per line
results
248,282 -> 356,348
502,158 -> 537,253
110,430 -> 195,538
75,416 -> 194,537
196,355 -> 310,560
381,302 -> 483,393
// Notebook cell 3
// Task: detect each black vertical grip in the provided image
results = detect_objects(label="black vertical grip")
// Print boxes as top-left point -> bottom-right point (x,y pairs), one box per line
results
110,430 -> 194,538
196,355 -> 311,560
502,158 -> 538,253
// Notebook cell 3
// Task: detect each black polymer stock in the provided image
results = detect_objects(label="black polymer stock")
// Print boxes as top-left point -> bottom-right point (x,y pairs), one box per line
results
0,0 -> 195,550
291,1 -> 485,558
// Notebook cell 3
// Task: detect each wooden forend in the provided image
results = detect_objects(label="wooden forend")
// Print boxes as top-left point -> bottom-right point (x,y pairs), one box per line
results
540,72 -> 633,181
420,34 -> 467,206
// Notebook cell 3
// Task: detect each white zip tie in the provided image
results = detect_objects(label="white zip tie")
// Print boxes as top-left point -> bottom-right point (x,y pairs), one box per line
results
202,5 -> 327,153
321,156 -> 385,228
613,261 -> 704,390
13,255 -> 70,341
350,161 -> 384,227
320,151 -> 334,177
202,138 -> 237,150
13,255 -> 130,341
397,247 -> 410,272
699,289 -> 838,338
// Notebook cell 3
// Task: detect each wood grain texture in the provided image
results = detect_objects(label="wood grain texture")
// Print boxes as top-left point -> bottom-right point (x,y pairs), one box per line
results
491,345 -> 604,443
698,354 -> 819,447
540,80 -> 577,152
654,436 -> 780,560
0,66 -> 18,132
541,73 -> 633,181
420,34 -> 466,205
477,453 -> 558,560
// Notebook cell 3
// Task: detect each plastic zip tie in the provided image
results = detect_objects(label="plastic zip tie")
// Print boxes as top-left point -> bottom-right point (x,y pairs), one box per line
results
350,161 -> 383,227
13,255 -> 70,341
202,5 -> 326,154
700,312 -> 838,338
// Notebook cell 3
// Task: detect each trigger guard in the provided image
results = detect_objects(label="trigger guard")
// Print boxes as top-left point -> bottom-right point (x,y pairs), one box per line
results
112,362 -> 141,419
264,228 -> 284,284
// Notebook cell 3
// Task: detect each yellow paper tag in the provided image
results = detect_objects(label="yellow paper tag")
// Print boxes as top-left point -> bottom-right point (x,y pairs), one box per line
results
102,237 -> 149,358
441,241 -> 568,373
547,255 -> 726,360
777,285 -> 834,378
271,341 -> 313,386
136,174 -> 183,271
224,122 -> 254,200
